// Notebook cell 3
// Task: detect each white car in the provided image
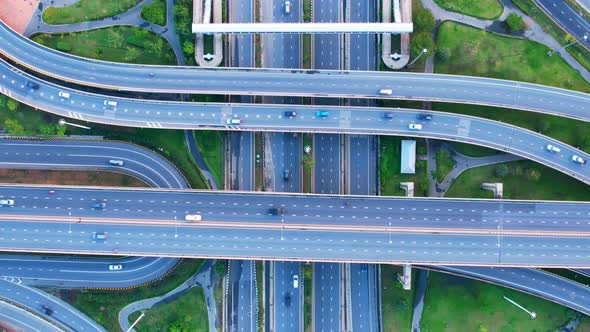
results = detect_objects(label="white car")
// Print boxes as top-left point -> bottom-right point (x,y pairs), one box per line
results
378,88 -> 393,95
408,123 -> 422,130
285,0 -> 291,14
108,264 -> 123,271
227,118 -> 243,125
546,144 -> 561,153
0,199 -> 14,206
104,100 -> 117,107
185,214 -> 202,221
292,274 -> 299,288
58,91 -> 70,99
572,155 -> 587,165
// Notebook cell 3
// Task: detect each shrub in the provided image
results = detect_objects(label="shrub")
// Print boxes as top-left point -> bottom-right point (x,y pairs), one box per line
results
6,99 -> 19,111
436,47 -> 450,61
495,164 -> 511,178
505,12 -> 525,32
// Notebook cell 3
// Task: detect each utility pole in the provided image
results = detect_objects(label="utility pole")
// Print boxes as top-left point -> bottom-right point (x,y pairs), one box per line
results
503,296 -> 536,319
407,48 -> 428,68
548,35 -> 588,56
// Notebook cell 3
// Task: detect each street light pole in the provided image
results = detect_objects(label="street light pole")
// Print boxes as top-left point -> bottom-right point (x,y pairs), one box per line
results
126,311 -> 146,332
548,35 -> 588,56
407,48 -> 428,68
503,296 -> 537,319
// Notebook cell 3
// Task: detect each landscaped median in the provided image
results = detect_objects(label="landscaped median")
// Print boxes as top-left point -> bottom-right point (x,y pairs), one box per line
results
42,0 -> 142,25
433,0 -> 504,20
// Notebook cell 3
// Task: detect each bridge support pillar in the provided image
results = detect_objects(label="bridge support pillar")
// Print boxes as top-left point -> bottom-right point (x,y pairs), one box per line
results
481,182 -> 503,198
397,264 -> 412,290
400,182 -> 414,197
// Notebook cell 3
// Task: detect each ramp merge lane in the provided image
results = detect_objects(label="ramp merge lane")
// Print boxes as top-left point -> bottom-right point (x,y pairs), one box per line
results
1,21 -> 590,121
4,59 -> 590,185
1,186 -> 590,267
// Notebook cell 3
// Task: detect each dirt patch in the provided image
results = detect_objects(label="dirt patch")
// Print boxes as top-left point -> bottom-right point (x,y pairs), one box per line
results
0,0 -> 40,33
0,169 -> 148,187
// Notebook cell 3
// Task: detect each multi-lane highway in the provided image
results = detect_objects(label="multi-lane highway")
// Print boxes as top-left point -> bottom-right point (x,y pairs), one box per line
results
3,184 -> 590,263
0,278 -> 105,331
3,20 -> 590,121
536,0 -> 590,50
0,298 -> 62,332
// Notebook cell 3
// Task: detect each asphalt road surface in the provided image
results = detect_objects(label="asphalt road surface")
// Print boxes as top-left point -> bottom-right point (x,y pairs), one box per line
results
0,299 -> 62,332
4,21 -> 590,120
536,0 -> 590,49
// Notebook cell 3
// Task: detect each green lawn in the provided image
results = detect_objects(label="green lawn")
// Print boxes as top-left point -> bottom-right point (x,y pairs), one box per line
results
434,148 -> 455,182
58,259 -> 204,332
421,271 -> 579,332
381,265 -> 414,331
141,0 -> 166,26
0,95 -> 64,135
32,27 -> 176,65
433,0 -> 503,20
256,261 -> 264,332
193,131 -> 224,189
448,142 -> 499,157
303,263 -> 312,332
302,133 -> 313,193
129,287 -> 208,332
446,160 -> 590,200
436,22 -> 590,93
42,0 -> 141,24
380,136 -> 429,196
512,0 -> 590,72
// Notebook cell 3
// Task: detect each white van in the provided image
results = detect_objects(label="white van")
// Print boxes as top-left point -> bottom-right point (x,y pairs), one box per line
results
58,91 -> 70,99
285,0 -> 291,14
379,88 -> 393,95
185,214 -> 202,221
104,100 -> 118,107
109,159 -> 124,166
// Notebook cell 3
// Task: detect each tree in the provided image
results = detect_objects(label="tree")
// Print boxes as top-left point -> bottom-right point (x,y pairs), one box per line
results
6,99 -> 19,111
505,12 -> 525,32
495,164 -> 510,178
535,119 -> 550,133
526,168 -> 541,181
436,47 -> 450,62
182,41 -> 195,56
565,33 -> 575,43
0,95 -> 8,108
146,39 -> 163,54
414,8 -> 435,33
411,32 -> 434,58
106,30 -> 124,49
4,119 -> 25,135
214,260 -> 226,275
124,48 -> 141,61
302,155 -> 315,172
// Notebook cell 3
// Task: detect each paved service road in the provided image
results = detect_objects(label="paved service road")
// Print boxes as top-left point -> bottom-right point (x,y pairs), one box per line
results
3,22 -> 590,120
2,186 -> 590,266
0,299 -> 62,332
0,278 -> 106,331
427,265 -> 590,315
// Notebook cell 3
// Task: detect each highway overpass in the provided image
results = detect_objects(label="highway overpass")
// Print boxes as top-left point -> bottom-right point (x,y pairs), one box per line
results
191,23 -> 414,34
2,21 -> 590,121
0,185 -> 589,267
4,59 -> 590,186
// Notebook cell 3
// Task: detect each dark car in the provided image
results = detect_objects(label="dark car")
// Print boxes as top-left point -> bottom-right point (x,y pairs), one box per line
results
26,81 -> 40,90
284,111 -> 297,118
284,293 -> 292,307
417,114 -> 433,121
383,112 -> 394,119
92,202 -> 107,210
41,305 -> 53,315
269,207 -> 286,216
283,169 -> 290,181
361,264 -> 368,272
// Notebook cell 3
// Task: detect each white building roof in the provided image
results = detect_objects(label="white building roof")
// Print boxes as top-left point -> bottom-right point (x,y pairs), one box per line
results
401,140 -> 416,174
192,23 -> 414,34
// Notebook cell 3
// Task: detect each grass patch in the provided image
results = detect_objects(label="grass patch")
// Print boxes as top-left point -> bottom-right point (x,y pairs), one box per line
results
380,136 -> 428,196
448,142 -> 499,157
0,95 -> 65,136
303,34 -> 311,69
302,133 -> 313,193
193,131 -> 224,189
446,160 -> 590,200
0,169 -> 146,187
433,0 -> 503,20
129,287 -> 208,332
436,21 -> 590,93
381,265 -> 414,331
141,0 -> 166,26
255,133 -> 264,190
303,263 -> 312,332
512,0 -> 590,72
173,0 -> 196,65
42,0 -> 141,24
57,259 -> 204,332
256,261 -> 264,331
434,148 -> 455,182
422,271 -> 579,332
32,27 -> 176,65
